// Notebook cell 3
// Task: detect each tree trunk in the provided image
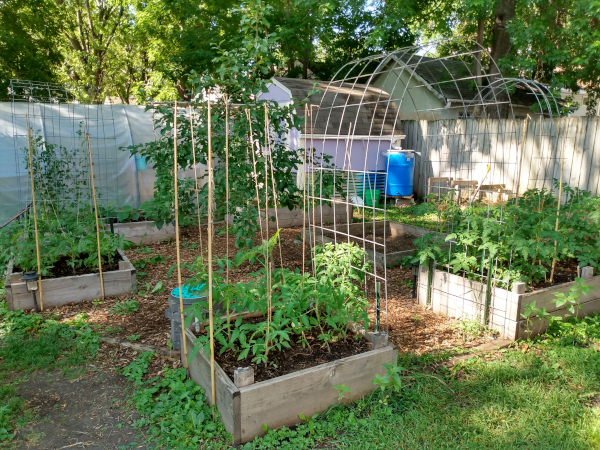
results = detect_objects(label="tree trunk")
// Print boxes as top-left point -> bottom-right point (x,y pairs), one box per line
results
474,18 -> 485,86
488,0 -> 516,118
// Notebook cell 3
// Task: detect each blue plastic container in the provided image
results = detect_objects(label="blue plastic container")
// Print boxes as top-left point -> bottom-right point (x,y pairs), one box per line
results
171,283 -> 206,299
385,151 -> 415,196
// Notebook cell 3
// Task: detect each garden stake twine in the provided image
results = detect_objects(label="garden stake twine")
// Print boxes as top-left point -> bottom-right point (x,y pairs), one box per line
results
25,119 -> 44,310
207,91 -> 217,406
86,133 -> 105,300
173,102 -> 189,369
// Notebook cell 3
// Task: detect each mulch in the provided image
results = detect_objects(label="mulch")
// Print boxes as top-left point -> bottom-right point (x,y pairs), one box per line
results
40,224 -> 497,371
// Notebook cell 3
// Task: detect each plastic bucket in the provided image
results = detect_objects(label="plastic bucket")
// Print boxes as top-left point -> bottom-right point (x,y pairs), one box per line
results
364,189 -> 380,207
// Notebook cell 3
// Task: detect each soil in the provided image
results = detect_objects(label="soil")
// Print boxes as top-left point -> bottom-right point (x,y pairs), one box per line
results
39,224 -> 502,369
529,258 -> 582,291
11,365 -> 142,450
197,315 -> 371,383
15,253 -> 120,279
323,231 -> 417,254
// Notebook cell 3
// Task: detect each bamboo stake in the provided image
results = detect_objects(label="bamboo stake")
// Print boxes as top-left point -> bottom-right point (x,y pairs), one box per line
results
310,105 -> 317,266
302,104 -> 308,278
225,96 -> 230,284
25,120 -> 44,310
265,105 -> 284,271
549,124 -> 568,283
245,109 -> 265,242
189,105 -> 203,254
173,102 -> 189,369
514,116 -> 530,207
207,91 -> 217,406
86,133 -> 105,300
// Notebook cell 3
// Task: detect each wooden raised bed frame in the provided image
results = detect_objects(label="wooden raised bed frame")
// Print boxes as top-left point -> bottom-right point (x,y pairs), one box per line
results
308,220 -> 447,268
183,327 -> 397,444
417,264 -> 600,340
5,248 -> 136,311
106,221 -> 175,245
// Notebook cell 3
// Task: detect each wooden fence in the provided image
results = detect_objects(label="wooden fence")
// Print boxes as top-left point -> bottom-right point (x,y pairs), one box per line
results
400,117 -> 600,199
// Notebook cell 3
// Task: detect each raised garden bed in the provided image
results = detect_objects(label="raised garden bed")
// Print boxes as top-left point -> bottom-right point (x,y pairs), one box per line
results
183,324 -> 396,444
5,248 -> 136,311
106,221 -> 175,245
227,202 -> 353,230
308,221 -> 447,268
417,264 -> 600,340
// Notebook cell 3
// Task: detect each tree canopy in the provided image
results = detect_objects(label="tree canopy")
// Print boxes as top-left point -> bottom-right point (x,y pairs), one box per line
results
1,0 -> 597,112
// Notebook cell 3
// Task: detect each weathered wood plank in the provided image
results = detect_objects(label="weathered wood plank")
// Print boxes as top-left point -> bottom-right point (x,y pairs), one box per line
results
517,275 -> 600,316
237,345 -> 397,443
108,221 -> 175,245
184,329 -> 240,442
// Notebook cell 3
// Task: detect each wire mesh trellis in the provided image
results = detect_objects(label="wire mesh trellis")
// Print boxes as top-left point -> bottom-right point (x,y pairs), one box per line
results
4,80 -> 143,227
305,37 -> 562,337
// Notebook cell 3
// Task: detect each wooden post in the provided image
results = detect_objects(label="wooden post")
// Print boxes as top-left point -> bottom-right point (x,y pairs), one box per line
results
514,116 -> 529,206
173,102 -> 189,369
189,105 -> 203,253
207,91 -> 216,405
86,133 -> 105,300
25,120 -> 44,310
225,96 -> 229,284
483,254 -> 494,325
549,126 -> 568,283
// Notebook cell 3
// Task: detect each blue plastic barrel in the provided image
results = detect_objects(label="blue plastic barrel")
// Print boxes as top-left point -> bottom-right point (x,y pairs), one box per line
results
385,150 -> 415,196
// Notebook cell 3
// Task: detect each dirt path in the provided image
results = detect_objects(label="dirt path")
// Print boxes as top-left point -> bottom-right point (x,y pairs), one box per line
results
11,367 -> 142,450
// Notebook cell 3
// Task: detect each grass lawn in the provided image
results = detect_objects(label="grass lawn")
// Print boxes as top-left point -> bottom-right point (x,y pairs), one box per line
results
251,317 -> 600,450
353,203 -> 445,231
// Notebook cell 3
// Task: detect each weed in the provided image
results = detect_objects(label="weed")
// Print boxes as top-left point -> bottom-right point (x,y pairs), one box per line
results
109,301 -> 139,316
127,335 -> 141,341
121,352 -> 228,449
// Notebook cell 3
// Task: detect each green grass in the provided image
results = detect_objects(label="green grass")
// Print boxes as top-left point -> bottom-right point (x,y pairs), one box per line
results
248,320 -> 600,450
353,203 -> 443,231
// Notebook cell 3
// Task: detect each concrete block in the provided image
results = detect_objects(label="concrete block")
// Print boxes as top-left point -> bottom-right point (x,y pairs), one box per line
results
234,367 -> 255,387
371,332 -> 388,350
512,282 -> 527,294
582,266 -> 594,280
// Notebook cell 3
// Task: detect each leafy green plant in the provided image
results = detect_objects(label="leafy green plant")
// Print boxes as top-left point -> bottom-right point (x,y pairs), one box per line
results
186,232 -> 371,367
0,131 -> 126,277
121,352 -> 228,448
333,384 -> 351,401
413,183 -> 600,289
109,300 -> 139,316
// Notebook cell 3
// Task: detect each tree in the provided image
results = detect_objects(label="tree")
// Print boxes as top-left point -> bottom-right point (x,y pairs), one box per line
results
0,0 -> 62,100
58,0 -> 128,97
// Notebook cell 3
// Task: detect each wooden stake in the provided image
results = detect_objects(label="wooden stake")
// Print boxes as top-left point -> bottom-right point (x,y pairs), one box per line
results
86,133 -> 105,300
207,91 -> 216,406
189,105 -> 203,254
265,105 -> 284,271
225,96 -> 230,284
25,120 -> 44,310
302,104 -> 308,278
549,124 -> 568,283
514,116 -> 530,206
245,109 -> 265,242
173,102 -> 189,369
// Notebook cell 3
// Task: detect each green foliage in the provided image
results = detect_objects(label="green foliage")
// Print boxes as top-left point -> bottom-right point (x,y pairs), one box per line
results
0,133 -> 125,276
413,184 -> 600,289
186,234 -> 370,366
109,300 -> 139,316
121,352 -> 228,449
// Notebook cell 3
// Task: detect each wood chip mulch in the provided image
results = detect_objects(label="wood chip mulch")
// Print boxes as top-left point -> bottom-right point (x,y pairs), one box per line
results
41,224 -> 500,370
